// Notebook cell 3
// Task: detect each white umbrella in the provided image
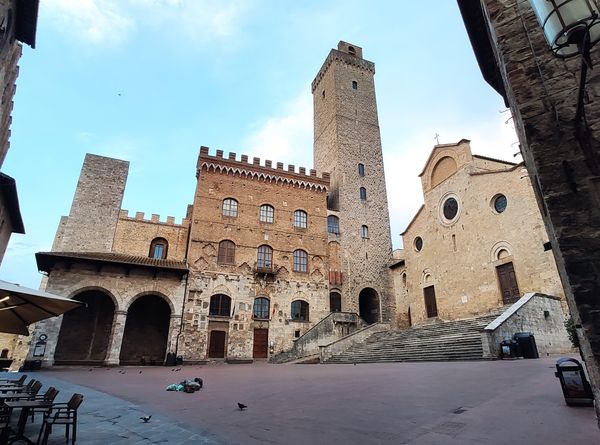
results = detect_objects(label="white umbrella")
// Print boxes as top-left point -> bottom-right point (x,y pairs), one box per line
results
0,280 -> 85,336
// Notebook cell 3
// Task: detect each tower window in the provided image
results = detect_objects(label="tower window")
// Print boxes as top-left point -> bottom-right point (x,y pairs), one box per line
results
294,210 -> 308,229
352,81 -> 358,90
360,187 -> 367,201
322,90 -> 325,99
327,215 -> 340,234
149,237 -> 168,259
222,198 -> 238,217
259,204 -> 274,223
361,225 -> 369,239
358,163 -> 365,176
348,46 -> 356,56
293,249 -> 308,273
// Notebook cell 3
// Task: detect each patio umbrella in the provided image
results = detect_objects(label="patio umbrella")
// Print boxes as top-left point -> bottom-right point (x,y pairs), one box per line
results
0,280 -> 85,336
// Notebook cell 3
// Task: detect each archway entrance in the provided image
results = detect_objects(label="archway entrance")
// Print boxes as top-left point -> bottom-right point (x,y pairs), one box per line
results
359,288 -> 380,324
54,290 -> 115,365
119,295 -> 171,366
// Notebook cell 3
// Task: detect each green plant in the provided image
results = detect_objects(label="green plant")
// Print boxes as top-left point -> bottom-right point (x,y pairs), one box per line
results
564,316 -> 580,349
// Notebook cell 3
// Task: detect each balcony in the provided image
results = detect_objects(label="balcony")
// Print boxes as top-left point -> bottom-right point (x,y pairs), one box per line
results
254,262 -> 277,276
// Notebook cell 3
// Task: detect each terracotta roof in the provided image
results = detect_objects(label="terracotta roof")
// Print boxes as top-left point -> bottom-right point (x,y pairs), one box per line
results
36,251 -> 188,274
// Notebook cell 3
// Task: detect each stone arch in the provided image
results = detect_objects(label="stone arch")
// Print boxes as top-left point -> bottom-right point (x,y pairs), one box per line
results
431,156 -> 458,188
120,294 -> 172,365
54,288 -> 116,364
359,288 -> 380,324
125,290 -> 176,314
490,241 -> 513,263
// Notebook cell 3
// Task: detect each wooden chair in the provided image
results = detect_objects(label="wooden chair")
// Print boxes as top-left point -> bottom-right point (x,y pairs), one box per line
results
0,404 -> 12,445
38,393 -> 84,445
27,381 -> 43,397
30,387 -> 59,423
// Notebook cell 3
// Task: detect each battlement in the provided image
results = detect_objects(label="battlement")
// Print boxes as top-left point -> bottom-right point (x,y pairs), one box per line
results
119,209 -> 188,226
312,41 -> 375,93
197,146 -> 330,191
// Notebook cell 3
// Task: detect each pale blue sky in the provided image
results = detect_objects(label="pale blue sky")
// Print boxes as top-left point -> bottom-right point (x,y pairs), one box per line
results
2,0 -> 515,288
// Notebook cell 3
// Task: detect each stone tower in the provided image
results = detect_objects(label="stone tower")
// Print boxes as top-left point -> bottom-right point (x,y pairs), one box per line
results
312,41 -> 394,323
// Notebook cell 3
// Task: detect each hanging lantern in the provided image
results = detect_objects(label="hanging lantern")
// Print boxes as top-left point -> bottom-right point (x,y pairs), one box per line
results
529,0 -> 600,57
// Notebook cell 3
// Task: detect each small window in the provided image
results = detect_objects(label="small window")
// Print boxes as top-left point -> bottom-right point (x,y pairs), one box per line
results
291,300 -> 309,321
352,80 -> 358,90
330,292 -> 342,312
257,245 -> 273,269
293,249 -> 308,273
322,90 -> 325,99
294,210 -> 308,229
327,215 -> 339,234
217,240 -> 236,264
259,204 -> 274,223
209,294 -> 231,317
361,225 -> 369,239
149,237 -> 168,259
493,194 -> 508,213
222,198 -> 238,217
253,297 -> 270,320
358,163 -> 365,176
360,187 -> 367,201
414,236 -> 423,252
348,46 -> 356,56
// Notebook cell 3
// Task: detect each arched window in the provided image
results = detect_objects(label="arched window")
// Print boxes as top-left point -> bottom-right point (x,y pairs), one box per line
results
361,225 -> 369,239
253,297 -> 270,320
358,163 -> 365,176
217,240 -> 236,264
293,249 -> 308,273
257,245 -> 273,269
327,215 -> 339,234
360,187 -> 367,201
330,292 -> 342,312
209,294 -> 231,317
222,198 -> 238,217
259,204 -> 274,223
352,80 -> 358,90
0,348 -> 8,358
291,300 -> 309,321
294,210 -> 307,228
149,237 -> 168,259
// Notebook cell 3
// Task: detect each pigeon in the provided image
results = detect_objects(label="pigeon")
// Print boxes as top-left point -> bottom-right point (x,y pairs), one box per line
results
175,368 -> 181,372
88,368 -> 93,372
237,403 -> 247,411
139,371 -> 142,374
140,415 -> 152,423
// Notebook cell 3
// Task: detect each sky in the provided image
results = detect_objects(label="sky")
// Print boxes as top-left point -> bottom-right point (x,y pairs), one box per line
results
1,0 -> 518,289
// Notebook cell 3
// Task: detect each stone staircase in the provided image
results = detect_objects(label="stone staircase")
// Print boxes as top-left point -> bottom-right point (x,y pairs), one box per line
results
323,311 -> 504,364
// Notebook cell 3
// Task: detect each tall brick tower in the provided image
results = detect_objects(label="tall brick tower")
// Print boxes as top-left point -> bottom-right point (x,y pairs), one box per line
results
312,41 -> 394,323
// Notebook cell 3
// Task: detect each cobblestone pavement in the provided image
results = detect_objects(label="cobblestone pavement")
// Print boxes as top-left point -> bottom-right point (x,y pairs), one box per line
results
3,356 -> 600,444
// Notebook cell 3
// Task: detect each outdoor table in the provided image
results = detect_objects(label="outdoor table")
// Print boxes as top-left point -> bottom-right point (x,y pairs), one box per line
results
0,386 -> 25,393
4,400 -> 52,444
0,392 -> 34,401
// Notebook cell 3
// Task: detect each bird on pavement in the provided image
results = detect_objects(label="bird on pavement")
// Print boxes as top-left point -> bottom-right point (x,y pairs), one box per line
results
237,403 -> 247,411
139,371 -> 142,374
140,415 -> 152,423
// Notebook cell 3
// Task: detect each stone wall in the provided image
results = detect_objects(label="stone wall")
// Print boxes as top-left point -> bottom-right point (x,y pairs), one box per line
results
319,322 -> 390,362
313,41 -> 395,323
399,140 -> 564,324
53,154 -> 129,253
481,293 -> 572,358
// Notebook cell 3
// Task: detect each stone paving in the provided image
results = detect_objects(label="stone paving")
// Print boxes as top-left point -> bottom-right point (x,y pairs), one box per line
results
3,356 -> 600,444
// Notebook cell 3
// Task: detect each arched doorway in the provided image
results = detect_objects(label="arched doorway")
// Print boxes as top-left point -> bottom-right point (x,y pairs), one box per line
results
120,295 -> 171,365
330,292 -> 342,312
54,290 -> 115,364
359,288 -> 380,324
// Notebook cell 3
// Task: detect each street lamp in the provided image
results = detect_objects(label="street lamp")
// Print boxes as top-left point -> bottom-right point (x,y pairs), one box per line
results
529,0 -> 600,57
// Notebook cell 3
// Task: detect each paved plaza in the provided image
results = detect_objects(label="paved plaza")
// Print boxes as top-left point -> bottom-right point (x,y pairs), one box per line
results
3,356 -> 599,444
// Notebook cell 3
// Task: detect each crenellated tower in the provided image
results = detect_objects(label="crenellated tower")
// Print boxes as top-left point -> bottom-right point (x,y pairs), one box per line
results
312,41 -> 394,324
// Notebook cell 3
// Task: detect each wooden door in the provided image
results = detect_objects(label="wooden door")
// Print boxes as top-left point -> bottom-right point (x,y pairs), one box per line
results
208,330 -> 226,358
497,262 -> 520,304
253,329 -> 269,358
424,286 -> 438,318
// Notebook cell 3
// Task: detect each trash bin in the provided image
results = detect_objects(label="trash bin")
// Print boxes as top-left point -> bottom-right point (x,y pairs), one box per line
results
500,339 -> 520,359
513,332 -> 539,359
165,352 -> 176,367
176,356 -> 183,366
555,357 -> 594,406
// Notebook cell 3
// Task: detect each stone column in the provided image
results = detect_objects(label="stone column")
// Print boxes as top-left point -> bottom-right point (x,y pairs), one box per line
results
167,314 -> 182,358
104,310 -> 127,366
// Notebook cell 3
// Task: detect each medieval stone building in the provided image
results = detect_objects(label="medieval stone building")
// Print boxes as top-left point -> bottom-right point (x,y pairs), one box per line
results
27,41 -> 396,366
394,139 -> 565,326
